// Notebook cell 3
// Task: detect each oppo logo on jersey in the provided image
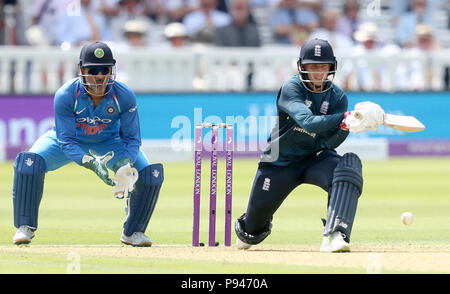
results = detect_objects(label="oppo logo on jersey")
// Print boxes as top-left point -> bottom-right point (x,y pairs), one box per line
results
75,116 -> 111,135
76,122 -> 109,135
76,116 -> 112,124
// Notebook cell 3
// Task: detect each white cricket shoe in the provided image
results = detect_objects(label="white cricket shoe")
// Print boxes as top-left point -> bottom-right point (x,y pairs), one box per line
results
236,237 -> 252,250
120,231 -> 152,247
320,231 -> 350,253
13,225 -> 35,245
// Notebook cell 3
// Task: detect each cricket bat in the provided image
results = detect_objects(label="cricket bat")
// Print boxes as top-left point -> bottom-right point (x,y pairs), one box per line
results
354,112 -> 425,133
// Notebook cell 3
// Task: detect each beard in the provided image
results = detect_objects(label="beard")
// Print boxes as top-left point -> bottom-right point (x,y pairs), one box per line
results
87,83 -> 107,95
85,78 -> 109,96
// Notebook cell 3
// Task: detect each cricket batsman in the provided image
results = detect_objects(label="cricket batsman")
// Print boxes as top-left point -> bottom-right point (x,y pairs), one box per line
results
12,41 -> 164,247
235,38 -> 385,252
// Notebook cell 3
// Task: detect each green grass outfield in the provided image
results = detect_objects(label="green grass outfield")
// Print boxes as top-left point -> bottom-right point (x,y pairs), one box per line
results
0,157 -> 449,274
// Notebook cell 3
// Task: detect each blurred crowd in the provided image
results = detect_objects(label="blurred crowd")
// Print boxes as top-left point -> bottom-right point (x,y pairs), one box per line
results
0,0 -> 449,91
0,0 -> 448,49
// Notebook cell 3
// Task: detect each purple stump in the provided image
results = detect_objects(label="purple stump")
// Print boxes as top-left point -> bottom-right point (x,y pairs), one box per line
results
192,126 -> 203,246
209,125 -> 219,246
224,125 -> 233,246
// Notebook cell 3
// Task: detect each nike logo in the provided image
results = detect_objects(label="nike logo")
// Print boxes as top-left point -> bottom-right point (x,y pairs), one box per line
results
76,107 -> 86,115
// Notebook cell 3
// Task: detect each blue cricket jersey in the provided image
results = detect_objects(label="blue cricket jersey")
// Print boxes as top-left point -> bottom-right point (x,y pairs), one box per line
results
53,78 -> 141,165
262,74 -> 349,165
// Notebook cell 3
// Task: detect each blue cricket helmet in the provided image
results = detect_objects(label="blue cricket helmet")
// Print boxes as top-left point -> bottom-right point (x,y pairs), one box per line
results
297,38 -> 337,92
79,41 -> 116,67
78,41 -> 116,96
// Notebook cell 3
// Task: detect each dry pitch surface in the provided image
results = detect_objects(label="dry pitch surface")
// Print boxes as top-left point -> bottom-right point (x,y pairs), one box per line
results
1,243 -> 449,273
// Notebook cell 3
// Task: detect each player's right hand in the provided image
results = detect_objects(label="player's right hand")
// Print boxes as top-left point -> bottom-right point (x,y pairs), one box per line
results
81,149 -> 115,186
343,102 -> 385,133
354,101 -> 385,124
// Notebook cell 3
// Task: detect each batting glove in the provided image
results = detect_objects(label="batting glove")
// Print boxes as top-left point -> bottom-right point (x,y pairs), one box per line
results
343,102 -> 385,133
354,101 -> 385,125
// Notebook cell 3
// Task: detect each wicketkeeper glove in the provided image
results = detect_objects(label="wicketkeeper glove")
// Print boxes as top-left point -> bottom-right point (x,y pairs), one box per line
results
82,149 -> 115,186
112,157 -> 138,199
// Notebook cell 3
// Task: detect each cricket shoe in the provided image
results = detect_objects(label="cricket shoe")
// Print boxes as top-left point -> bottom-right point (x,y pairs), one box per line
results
120,231 -> 152,247
13,225 -> 35,245
236,237 -> 252,250
320,231 -> 350,253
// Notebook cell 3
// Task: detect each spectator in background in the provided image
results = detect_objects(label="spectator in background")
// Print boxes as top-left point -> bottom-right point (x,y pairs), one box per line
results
395,0 -> 434,48
352,22 -> 384,91
249,0 -> 270,7
269,0 -> 322,45
101,0 -> 166,23
164,0 -> 199,23
123,19 -> 148,47
353,22 -> 382,52
390,0 -> 411,26
183,0 -> 231,43
142,0 -> 167,23
109,0 -> 154,44
108,19 -> 150,84
94,0 -> 121,17
59,0 -> 111,47
391,0 -> 444,26
1,0 -> 27,45
216,0 -> 230,13
341,22 -> 400,91
164,22 -> 190,47
309,9 -> 353,55
413,23 -> 441,51
448,0 -> 450,30
90,0 -> 121,38
27,0 -> 73,46
214,0 -> 261,47
336,0 -> 365,45
405,24 -> 442,90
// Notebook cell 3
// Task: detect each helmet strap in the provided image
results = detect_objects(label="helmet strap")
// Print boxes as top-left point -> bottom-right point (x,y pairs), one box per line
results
298,63 -> 336,93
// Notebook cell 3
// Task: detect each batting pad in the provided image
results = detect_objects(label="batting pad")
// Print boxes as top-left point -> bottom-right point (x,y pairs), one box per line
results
123,163 -> 164,236
323,153 -> 363,242
13,152 -> 47,229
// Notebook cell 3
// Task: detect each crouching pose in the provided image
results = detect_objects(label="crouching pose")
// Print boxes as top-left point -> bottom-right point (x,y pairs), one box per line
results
12,42 -> 163,247
235,38 -> 385,252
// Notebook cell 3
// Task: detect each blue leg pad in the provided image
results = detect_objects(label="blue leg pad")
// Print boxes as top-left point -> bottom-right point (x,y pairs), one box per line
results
123,164 -> 164,236
323,153 -> 363,242
13,152 -> 47,229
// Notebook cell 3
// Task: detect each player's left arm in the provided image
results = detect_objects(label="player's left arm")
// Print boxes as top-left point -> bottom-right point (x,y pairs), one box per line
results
278,81 -> 346,134
112,89 -> 141,198
320,93 -> 350,150
118,91 -> 141,162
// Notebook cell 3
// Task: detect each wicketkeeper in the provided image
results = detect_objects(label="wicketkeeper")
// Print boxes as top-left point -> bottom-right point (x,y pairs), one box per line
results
12,42 -> 164,247
235,38 -> 385,252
